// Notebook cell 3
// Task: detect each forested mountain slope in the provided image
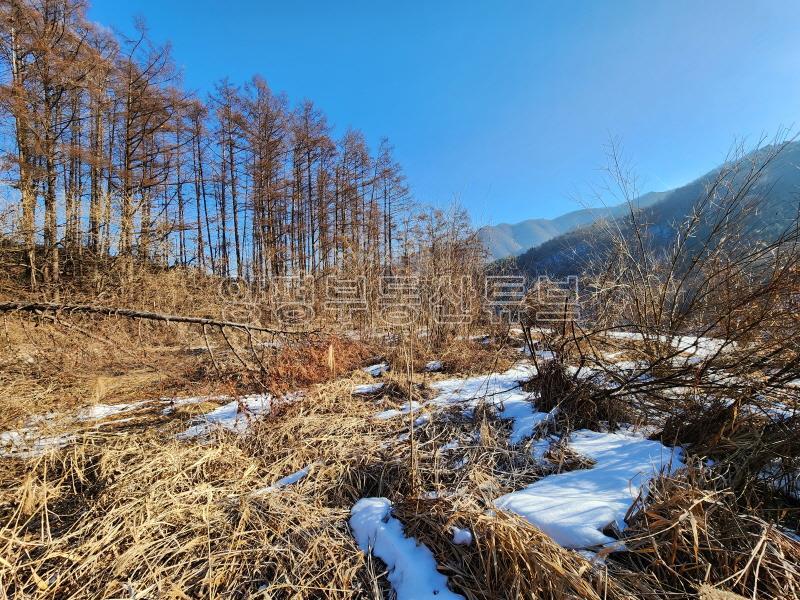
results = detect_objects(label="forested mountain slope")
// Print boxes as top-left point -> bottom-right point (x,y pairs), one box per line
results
478,191 -> 667,260
513,141 -> 800,277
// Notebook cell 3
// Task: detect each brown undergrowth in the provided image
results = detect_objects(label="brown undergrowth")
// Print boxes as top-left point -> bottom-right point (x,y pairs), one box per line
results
1,354 -> 799,599
0,370 -> 575,599
616,464 -> 800,599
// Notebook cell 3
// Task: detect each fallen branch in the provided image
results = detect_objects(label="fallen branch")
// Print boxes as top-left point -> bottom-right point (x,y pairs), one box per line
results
0,301 -> 298,334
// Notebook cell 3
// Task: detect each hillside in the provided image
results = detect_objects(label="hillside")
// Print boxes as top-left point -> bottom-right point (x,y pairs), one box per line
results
514,141 -> 800,277
478,191 -> 667,260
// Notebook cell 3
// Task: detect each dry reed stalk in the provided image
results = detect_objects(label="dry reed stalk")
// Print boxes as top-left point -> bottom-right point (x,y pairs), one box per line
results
394,496 -> 638,600
618,466 -> 800,599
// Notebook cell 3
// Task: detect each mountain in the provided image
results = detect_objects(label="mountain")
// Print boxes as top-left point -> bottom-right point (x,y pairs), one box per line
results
512,141 -> 800,277
479,192 -> 668,261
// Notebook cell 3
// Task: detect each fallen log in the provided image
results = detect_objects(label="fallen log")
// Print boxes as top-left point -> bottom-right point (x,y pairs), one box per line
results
0,301 -> 295,334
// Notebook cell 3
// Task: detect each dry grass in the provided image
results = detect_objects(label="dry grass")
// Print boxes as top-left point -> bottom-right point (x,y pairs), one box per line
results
0,381 -> 391,599
618,465 -> 800,599
394,497 -> 634,600
2,265 -> 799,599
1,346 -> 799,599
0,366 -> 549,598
0,306 -> 374,430
0,318 -> 202,429
0,357 -> 620,599
528,359 -> 627,433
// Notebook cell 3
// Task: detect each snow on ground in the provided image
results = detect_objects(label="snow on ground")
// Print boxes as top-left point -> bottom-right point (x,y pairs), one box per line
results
531,435 -> 558,464
430,363 -> 544,443
352,383 -> 385,395
253,464 -> 315,495
604,331 -> 646,342
499,397 -> 552,445
0,428 -> 74,458
761,463 -> 800,501
364,362 -> 389,377
273,464 -> 313,487
451,526 -> 473,546
374,401 -> 421,420
430,363 -> 536,407
671,335 -> 733,359
440,438 -> 460,452
178,394 -> 273,438
349,497 -> 464,600
742,399 -> 797,422
2,392 -> 257,457
424,360 -> 443,372
452,455 -> 469,470
77,401 -> 150,421
495,429 -> 684,549
780,526 -> 800,543
413,413 -> 431,427
603,331 -> 734,360
0,388 -> 297,457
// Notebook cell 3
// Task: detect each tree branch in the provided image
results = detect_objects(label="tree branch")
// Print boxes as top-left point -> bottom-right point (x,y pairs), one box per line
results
0,301 -> 297,334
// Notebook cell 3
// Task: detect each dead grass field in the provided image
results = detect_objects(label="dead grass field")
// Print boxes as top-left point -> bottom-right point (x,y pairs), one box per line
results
0,266 -> 798,599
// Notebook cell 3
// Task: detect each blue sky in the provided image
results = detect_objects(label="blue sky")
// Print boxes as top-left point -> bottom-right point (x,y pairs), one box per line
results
88,0 -> 800,226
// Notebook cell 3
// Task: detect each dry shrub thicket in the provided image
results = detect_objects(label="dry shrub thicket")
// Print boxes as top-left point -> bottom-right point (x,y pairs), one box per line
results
0,202 -> 490,425
517,138 -> 800,597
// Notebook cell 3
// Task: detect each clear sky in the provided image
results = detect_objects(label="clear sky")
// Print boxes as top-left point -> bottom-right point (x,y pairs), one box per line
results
88,0 -> 800,226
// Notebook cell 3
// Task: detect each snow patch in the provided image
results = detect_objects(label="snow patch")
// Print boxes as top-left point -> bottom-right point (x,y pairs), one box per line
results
430,363 -> 536,409
0,429 -> 74,458
430,363 -> 546,444
425,360 -> 443,372
495,429 -> 684,549
440,438 -> 460,452
364,363 -> 389,377
451,527 -> 473,546
497,397 -> 551,445
531,435 -> 558,464
253,464 -> 314,494
373,401 -> 421,420
77,400 -> 148,421
352,383 -> 385,395
349,497 -> 464,600
413,413 -> 431,427
604,331 -> 734,360
178,394 -> 272,438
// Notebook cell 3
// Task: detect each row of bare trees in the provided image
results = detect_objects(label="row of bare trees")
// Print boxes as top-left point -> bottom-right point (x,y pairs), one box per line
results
0,0 -> 417,288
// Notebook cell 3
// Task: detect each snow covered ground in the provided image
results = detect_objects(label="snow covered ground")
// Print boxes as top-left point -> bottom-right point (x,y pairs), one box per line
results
428,365 -> 681,549
0,428 -> 74,458
252,464 -> 315,495
350,497 -> 464,600
373,401 -> 421,421
364,362 -> 390,377
429,363 -> 548,443
1,391 -> 285,456
352,358 -> 684,561
368,362 -> 552,443
5,351 -> 688,567
352,382 -> 384,395
77,400 -> 150,421
496,429 -> 684,548
603,330 -> 735,360
178,394 -> 273,438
